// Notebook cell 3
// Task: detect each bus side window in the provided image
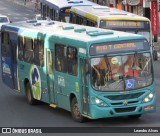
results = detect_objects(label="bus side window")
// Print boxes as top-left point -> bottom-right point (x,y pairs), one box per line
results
47,51 -> 53,75
50,8 -> 55,20
18,36 -> 24,60
67,47 -> 77,75
86,20 -> 97,27
39,40 -> 44,66
72,13 -> 77,24
86,20 -> 91,26
34,39 -> 44,66
24,37 -> 34,64
55,44 -> 67,72
2,32 -> 10,57
70,12 -> 73,23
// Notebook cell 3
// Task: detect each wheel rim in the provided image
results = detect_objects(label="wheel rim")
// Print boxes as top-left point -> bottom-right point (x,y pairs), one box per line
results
73,103 -> 81,119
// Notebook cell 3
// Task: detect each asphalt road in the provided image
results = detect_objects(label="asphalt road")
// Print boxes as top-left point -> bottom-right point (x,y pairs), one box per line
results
0,0 -> 160,135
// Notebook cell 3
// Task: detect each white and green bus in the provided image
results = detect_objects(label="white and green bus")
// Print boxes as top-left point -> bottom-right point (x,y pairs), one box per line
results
70,5 -> 158,60
1,20 -> 156,122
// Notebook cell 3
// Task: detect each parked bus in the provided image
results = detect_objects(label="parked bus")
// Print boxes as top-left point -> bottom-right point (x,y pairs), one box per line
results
70,5 -> 158,60
40,0 -> 97,22
1,20 -> 156,122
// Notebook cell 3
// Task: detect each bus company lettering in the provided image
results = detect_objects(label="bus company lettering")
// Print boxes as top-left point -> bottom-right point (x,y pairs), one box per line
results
96,43 -> 136,51
114,43 -> 136,49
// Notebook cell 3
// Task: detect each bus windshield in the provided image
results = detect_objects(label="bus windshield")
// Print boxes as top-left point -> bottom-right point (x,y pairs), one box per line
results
100,20 -> 151,42
91,53 -> 153,91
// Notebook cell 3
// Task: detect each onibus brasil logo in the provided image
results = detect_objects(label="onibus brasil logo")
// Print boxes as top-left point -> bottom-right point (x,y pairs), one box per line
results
30,65 -> 41,100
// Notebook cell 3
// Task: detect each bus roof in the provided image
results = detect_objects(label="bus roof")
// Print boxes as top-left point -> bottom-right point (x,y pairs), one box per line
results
71,5 -> 150,22
2,20 -> 146,44
43,0 -> 98,9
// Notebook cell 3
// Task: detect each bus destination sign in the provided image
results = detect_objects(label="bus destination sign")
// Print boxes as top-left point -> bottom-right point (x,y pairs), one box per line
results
90,40 -> 149,55
100,20 -> 148,29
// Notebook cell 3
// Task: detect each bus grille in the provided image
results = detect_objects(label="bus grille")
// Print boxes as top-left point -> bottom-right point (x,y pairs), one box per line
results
111,100 -> 139,106
105,92 -> 144,100
114,107 -> 136,113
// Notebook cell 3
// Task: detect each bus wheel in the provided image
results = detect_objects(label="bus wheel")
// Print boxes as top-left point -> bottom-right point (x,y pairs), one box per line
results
71,97 -> 85,122
128,114 -> 142,119
26,82 -> 37,105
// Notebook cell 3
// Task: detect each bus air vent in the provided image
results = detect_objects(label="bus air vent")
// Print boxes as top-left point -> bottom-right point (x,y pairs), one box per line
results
46,21 -> 54,25
74,28 -> 86,33
26,20 -> 37,23
68,0 -> 83,3
93,6 -> 109,10
63,26 -> 74,30
87,31 -> 113,36
33,22 -> 41,26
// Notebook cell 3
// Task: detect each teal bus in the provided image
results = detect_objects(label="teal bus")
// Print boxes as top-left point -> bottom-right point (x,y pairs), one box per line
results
40,0 -> 97,22
1,20 -> 156,122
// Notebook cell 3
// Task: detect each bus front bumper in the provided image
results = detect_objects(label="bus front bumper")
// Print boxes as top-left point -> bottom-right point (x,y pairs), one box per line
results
88,97 -> 156,119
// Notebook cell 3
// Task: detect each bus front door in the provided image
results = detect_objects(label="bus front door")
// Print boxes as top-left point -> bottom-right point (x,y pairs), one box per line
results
80,59 -> 89,115
46,49 -> 56,103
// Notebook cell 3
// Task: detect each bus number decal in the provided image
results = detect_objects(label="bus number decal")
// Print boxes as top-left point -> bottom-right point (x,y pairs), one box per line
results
58,75 -> 65,87
30,65 -> 41,100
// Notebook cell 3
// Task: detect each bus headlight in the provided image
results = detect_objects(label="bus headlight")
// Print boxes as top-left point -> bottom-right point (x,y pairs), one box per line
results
143,93 -> 154,103
91,97 -> 108,107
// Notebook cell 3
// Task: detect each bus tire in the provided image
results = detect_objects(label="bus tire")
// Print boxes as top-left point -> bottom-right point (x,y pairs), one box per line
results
128,114 -> 142,119
26,82 -> 37,105
71,97 -> 85,123
153,50 -> 158,61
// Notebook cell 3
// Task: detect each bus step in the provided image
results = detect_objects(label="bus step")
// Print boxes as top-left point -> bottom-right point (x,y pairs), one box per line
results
50,104 -> 57,108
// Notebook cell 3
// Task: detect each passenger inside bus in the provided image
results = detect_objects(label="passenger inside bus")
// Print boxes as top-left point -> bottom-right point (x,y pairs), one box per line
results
92,55 -> 142,87
67,47 -> 77,75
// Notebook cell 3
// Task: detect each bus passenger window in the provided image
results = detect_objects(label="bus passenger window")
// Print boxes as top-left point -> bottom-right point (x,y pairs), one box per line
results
34,40 -> 39,65
47,51 -> 53,74
39,40 -> 44,66
55,44 -> 67,72
18,36 -> 24,60
24,38 -> 34,64
2,32 -> 10,57
34,40 -> 44,66
67,47 -> 77,75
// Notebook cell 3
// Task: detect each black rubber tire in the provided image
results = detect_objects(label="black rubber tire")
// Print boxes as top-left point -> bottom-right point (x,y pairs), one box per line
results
153,50 -> 158,61
71,97 -> 85,123
128,114 -> 142,119
26,82 -> 37,105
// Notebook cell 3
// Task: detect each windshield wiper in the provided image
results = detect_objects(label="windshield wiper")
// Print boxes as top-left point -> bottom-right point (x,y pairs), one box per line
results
104,55 -> 112,81
132,51 -> 138,78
